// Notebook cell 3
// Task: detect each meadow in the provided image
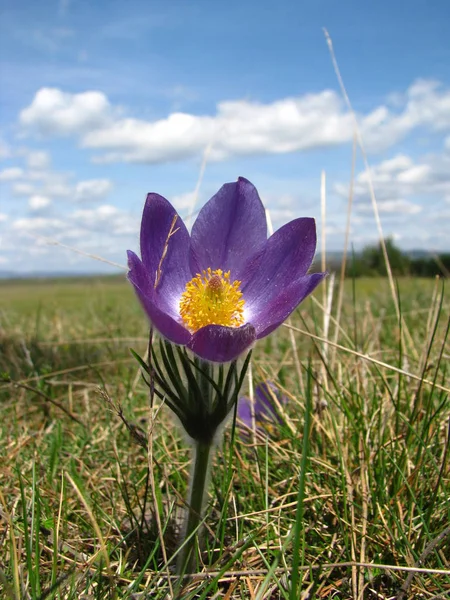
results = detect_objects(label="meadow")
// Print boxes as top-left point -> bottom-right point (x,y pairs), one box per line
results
0,274 -> 448,599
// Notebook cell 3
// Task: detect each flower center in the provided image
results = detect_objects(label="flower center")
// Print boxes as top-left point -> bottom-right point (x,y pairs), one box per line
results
179,268 -> 245,332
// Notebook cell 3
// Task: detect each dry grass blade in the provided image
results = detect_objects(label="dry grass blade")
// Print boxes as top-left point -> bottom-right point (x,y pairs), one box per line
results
65,472 -> 112,573
323,28 -> 420,366
284,322 -> 450,395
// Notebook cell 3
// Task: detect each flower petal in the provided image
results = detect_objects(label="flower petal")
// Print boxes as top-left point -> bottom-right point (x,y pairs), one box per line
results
127,250 -> 191,345
140,193 -> 191,314
187,323 -> 256,363
238,381 -> 287,429
243,217 -> 318,321
236,396 -> 254,431
244,216 -> 316,292
189,177 -> 267,279
254,381 -> 287,422
252,273 -> 326,338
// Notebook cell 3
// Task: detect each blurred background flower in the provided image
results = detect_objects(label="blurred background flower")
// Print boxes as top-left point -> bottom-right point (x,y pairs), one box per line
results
237,380 -> 288,436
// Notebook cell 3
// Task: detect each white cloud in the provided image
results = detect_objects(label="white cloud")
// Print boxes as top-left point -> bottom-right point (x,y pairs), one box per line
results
10,204 -> 137,247
171,191 -> 198,212
336,152 -> 450,206
74,178 -> 113,202
80,78 -> 450,160
83,92 -> 356,163
360,79 -> 450,151
407,79 -> 450,130
0,213 -> 8,222
42,180 -> 71,197
3,165 -> 113,205
12,182 -> 36,196
26,150 -> 51,169
19,79 -> 450,165
72,204 -> 118,222
28,195 -> 52,211
0,167 -> 24,181
20,87 -> 112,136
374,154 -> 413,174
70,204 -> 137,235
12,217 -> 65,231
6,168 -> 71,198
261,193 -> 297,228
356,198 -> 422,215
29,171 -> 72,197
396,164 -> 431,184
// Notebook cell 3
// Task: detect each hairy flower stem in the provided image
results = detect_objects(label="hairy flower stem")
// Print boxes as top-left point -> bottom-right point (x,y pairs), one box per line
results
177,440 -> 213,575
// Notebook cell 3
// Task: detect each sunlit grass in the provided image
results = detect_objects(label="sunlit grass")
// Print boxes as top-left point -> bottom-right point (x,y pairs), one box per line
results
0,275 -> 449,599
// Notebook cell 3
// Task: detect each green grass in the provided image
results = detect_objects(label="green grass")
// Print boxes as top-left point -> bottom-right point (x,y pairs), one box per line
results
0,275 -> 449,599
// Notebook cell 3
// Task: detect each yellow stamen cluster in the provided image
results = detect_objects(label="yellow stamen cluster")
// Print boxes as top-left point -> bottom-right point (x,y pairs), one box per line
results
179,268 -> 245,332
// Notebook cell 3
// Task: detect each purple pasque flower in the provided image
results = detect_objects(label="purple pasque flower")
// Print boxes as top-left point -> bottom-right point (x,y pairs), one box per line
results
237,381 -> 288,432
127,177 -> 326,363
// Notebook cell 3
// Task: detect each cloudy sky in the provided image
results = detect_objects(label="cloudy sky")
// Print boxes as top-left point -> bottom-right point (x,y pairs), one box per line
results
1,0 -> 449,274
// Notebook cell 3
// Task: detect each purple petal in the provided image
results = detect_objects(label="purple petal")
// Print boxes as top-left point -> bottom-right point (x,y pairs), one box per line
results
254,382 -> 287,423
139,193 -> 191,315
237,381 -> 287,431
242,217 -> 322,334
243,218 -> 317,303
236,395 -> 253,427
127,250 -> 191,345
189,177 -> 267,280
252,273 -> 326,338
187,323 -> 256,363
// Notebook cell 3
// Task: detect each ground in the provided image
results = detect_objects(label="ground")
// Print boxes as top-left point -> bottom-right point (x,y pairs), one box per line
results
0,275 -> 449,599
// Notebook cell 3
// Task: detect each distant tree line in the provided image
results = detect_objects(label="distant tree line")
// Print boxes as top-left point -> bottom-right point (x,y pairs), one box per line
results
327,238 -> 450,278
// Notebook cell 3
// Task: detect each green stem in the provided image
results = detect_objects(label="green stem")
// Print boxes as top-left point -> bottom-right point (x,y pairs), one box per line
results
177,440 -> 213,575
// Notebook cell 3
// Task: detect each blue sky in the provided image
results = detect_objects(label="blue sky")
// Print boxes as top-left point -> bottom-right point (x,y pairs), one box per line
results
1,0 -> 450,274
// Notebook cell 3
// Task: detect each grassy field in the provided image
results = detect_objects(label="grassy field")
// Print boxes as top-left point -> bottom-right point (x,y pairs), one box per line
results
0,275 -> 449,599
